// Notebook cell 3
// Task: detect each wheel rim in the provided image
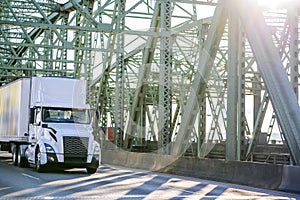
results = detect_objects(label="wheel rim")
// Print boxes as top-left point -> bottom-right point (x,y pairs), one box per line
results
17,149 -> 21,166
12,147 -> 17,165
12,149 -> 16,162
36,151 -> 41,171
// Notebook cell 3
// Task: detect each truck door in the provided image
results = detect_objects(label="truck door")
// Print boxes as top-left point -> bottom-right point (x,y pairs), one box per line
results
28,107 -> 42,143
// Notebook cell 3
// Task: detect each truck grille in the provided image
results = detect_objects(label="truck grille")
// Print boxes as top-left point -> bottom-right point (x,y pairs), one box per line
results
63,136 -> 89,162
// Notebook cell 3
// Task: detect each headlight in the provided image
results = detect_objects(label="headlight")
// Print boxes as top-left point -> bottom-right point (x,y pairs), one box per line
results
45,143 -> 55,153
94,145 -> 100,154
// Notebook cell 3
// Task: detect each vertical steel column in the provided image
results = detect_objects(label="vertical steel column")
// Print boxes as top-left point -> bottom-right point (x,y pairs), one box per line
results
237,31 -> 246,160
253,77 -> 262,131
159,0 -> 172,154
115,0 -> 126,148
226,4 -> 239,161
60,14 -> 69,76
95,0 -> 108,129
74,10 -> 84,78
197,94 -> 206,158
84,1 -> 94,106
43,29 -> 53,73
197,21 -> 208,158
289,7 -> 299,99
96,1 -> 119,132
72,0 -> 95,82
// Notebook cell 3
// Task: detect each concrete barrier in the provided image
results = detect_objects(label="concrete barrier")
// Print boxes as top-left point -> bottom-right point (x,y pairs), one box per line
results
102,150 -> 300,193
279,165 -> 300,193
102,149 -> 177,171
158,157 -> 283,190
230,160 -> 283,189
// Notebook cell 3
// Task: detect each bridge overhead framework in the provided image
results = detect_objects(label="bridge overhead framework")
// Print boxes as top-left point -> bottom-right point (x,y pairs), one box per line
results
0,0 -> 300,166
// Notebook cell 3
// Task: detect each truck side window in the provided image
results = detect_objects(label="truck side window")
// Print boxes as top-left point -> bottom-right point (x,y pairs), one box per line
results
29,108 -> 34,124
30,107 -> 41,125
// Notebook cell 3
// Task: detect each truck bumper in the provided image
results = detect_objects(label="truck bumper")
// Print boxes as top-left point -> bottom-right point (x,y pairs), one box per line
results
46,153 -> 99,169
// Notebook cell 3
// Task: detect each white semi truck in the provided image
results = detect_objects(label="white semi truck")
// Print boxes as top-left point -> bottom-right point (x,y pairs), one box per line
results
0,77 -> 101,173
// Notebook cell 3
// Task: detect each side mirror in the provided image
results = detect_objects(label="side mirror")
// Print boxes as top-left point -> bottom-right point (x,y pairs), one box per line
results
42,124 -> 48,128
24,133 -> 29,137
33,122 -> 41,126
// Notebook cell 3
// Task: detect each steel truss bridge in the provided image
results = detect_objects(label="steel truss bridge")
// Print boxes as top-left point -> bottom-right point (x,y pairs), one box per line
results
0,0 -> 300,165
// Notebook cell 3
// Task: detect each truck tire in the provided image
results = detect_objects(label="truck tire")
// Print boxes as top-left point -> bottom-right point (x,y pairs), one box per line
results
12,146 -> 18,166
86,167 -> 97,174
17,147 -> 29,168
86,157 -> 99,174
35,148 -> 45,172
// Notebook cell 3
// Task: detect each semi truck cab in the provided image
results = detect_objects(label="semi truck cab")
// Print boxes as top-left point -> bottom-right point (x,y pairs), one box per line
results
25,106 -> 100,173
0,77 -> 101,174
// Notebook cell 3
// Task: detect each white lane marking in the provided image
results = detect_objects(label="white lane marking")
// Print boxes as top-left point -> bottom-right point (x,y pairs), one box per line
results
0,187 -> 11,191
22,173 -> 40,181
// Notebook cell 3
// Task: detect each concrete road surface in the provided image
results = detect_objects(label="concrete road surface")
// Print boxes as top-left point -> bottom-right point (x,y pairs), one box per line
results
0,151 -> 299,199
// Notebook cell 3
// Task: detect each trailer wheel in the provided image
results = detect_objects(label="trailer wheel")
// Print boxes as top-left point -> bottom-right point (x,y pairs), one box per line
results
35,148 -> 45,172
12,146 -> 18,166
17,147 -> 29,168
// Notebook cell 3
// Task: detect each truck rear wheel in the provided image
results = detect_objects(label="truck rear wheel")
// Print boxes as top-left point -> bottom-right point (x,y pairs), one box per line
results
17,147 -> 29,168
12,146 -> 18,166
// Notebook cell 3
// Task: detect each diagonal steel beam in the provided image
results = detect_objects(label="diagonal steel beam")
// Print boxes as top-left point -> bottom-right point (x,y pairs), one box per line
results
236,0 -> 300,165
70,0 -> 98,27
171,1 -> 227,156
123,2 -> 161,148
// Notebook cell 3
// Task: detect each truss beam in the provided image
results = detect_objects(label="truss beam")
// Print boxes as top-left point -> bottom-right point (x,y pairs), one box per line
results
171,1 -> 227,156
236,0 -> 300,165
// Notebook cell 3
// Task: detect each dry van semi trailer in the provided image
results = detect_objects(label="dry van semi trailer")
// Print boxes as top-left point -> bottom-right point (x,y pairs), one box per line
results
0,77 -> 101,173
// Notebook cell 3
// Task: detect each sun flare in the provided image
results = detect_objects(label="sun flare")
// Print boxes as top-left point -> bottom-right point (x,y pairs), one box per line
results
258,0 -> 290,9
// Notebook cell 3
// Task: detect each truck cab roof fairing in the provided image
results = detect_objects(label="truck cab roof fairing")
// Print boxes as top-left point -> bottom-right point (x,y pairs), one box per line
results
30,77 -> 89,109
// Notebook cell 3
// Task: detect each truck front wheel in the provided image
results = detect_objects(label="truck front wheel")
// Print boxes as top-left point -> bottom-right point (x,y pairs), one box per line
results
86,157 -> 99,174
86,167 -> 97,174
35,148 -> 45,172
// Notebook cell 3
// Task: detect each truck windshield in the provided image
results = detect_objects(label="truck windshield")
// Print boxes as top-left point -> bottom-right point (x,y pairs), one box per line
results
42,107 -> 90,124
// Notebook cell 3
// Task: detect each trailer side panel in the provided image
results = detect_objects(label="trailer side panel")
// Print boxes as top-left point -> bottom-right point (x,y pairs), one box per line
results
0,79 -> 30,142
